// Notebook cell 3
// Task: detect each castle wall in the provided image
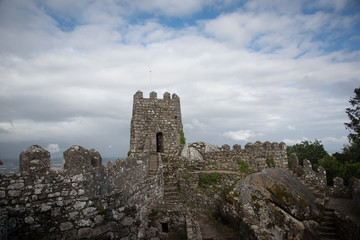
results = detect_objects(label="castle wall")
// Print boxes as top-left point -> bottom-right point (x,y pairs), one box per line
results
183,141 -> 288,172
0,145 -> 164,239
130,91 -> 183,155
288,153 -> 352,198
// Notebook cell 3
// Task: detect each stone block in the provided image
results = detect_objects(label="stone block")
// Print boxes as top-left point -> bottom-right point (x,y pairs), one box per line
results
77,227 -> 93,239
60,222 -> 74,231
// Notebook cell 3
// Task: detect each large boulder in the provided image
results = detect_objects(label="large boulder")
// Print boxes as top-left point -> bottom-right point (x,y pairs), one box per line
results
181,142 -> 219,161
221,168 -> 320,240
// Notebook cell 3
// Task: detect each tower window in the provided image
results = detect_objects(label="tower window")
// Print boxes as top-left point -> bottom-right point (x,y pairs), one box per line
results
156,132 -> 164,153
161,222 -> 169,232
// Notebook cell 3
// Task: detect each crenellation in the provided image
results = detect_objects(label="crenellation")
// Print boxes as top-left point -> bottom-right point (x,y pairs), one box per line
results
221,144 -> 230,151
20,145 -> 50,176
233,144 -> 241,151
163,92 -> 170,100
150,91 -> 157,99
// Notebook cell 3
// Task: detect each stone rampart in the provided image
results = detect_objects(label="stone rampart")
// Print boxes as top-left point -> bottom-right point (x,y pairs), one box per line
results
288,153 -> 352,198
0,145 -> 163,239
183,141 -> 288,172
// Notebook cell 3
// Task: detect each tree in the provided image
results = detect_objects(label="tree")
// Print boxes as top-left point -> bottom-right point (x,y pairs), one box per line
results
345,87 -> 360,143
286,140 -> 329,167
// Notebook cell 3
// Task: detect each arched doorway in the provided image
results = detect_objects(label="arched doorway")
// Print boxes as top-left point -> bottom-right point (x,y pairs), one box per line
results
156,132 -> 164,153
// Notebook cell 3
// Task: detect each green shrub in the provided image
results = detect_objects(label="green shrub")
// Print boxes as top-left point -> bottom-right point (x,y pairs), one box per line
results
184,173 -> 191,180
200,172 -> 220,185
266,158 -> 276,168
97,204 -> 105,214
237,159 -> 248,173
179,129 -> 186,145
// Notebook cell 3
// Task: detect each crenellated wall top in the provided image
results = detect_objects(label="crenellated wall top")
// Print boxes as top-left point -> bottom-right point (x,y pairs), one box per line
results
134,90 -> 179,100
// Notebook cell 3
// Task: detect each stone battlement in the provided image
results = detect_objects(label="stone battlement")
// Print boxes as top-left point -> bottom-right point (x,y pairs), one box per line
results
182,141 -> 288,172
130,90 -> 183,155
133,90 -> 180,100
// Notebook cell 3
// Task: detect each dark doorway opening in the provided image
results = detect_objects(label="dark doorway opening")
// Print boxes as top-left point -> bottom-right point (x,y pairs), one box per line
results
156,132 -> 164,153
161,222 -> 169,233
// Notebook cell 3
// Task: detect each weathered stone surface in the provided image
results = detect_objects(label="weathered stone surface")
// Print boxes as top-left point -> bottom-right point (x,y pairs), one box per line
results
82,207 -> 96,217
78,219 -> 92,227
64,146 -> 102,174
77,227 -> 93,239
8,183 -> 24,190
24,216 -> 34,224
121,216 -> 134,226
19,145 -> 50,175
74,201 -> 86,210
68,211 -> 79,220
8,190 -> 21,197
40,203 -> 51,212
221,168 -> 320,240
94,215 -> 104,224
130,91 -> 183,155
60,222 -> 74,231
137,227 -> 146,238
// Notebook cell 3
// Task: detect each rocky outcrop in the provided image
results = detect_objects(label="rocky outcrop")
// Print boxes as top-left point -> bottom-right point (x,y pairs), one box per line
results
181,142 -> 220,160
221,168 -> 320,240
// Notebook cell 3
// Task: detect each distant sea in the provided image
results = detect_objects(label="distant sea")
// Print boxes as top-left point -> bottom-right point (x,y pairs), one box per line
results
0,157 -> 121,175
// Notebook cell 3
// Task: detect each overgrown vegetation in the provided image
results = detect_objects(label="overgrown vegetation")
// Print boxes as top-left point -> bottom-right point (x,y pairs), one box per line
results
97,204 -> 105,214
237,159 -> 255,173
184,173 -> 191,180
199,172 -> 220,185
286,140 -> 329,167
266,158 -> 276,168
287,87 -> 360,185
179,129 -> 186,145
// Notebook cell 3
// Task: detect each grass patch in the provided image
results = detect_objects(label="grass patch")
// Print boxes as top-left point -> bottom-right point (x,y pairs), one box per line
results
184,173 -> 191,180
97,204 -> 105,214
200,172 -> 220,185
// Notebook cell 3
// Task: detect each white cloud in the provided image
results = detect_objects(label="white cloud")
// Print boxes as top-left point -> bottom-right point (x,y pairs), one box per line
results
46,144 -> 60,154
287,125 -> 296,131
0,0 -> 359,158
223,130 -> 256,141
282,137 -> 308,146
321,136 -> 348,144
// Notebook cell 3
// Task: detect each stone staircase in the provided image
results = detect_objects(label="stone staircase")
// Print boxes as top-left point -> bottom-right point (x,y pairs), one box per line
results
149,154 -> 159,176
164,180 -> 182,204
318,208 -> 340,240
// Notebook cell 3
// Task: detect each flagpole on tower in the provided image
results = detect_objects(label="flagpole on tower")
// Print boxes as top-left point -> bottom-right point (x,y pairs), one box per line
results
149,70 -> 152,90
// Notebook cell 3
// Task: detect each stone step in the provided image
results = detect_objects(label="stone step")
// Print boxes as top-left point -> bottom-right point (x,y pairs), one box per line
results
320,221 -> 336,228
148,171 -> 157,175
318,231 -> 339,239
164,192 -> 179,197
164,186 -> 178,191
318,226 -> 337,232
165,195 -> 180,200
323,216 -> 336,222
318,208 -> 339,240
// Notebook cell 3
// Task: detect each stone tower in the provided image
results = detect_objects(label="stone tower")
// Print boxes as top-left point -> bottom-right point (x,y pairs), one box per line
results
130,90 -> 183,155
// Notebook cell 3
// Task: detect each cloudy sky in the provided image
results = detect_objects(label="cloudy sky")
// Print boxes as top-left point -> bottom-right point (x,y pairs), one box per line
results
0,0 -> 360,159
